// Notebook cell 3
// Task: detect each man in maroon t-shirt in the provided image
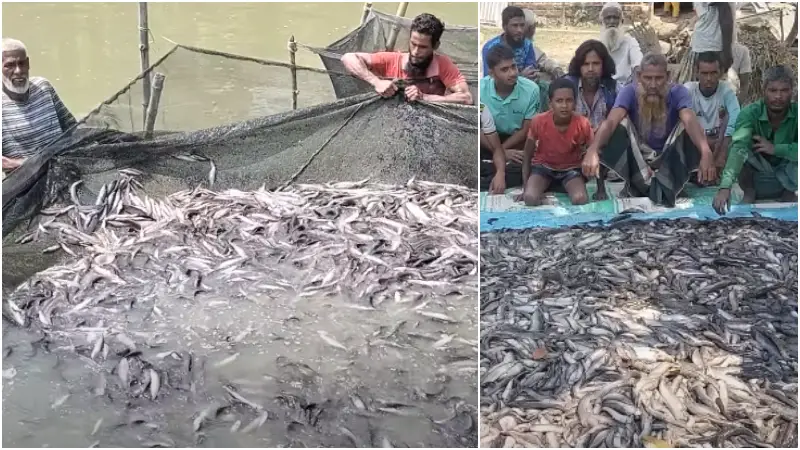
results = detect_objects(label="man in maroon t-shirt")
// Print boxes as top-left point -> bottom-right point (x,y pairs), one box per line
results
341,13 -> 473,105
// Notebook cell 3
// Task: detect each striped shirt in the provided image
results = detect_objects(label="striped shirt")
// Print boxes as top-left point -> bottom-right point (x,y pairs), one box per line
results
2,77 -> 76,158
575,79 -> 615,129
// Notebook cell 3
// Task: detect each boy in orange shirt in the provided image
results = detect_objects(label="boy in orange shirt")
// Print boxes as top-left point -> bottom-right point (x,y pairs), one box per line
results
520,78 -> 595,206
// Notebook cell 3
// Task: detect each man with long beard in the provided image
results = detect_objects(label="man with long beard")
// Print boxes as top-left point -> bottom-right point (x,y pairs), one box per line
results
598,2 -> 643,86
2,38 -> 77,173
582,53 -> 716,207
341,13 -> 472,105
713,66 -> 798,215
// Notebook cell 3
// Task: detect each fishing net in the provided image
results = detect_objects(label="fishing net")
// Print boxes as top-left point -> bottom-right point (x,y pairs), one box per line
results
2,45 -> 477,291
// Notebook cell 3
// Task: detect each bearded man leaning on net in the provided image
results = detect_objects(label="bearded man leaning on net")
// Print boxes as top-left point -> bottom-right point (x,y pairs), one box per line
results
581,53 -> 717,207
2,38 -> 77,174
340,13 -> 472,105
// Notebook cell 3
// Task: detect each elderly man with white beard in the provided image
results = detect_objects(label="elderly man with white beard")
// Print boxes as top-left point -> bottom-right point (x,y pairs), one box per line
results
598,2 -> 643,86
2,38 -> 77,173
582,53 -> 717,207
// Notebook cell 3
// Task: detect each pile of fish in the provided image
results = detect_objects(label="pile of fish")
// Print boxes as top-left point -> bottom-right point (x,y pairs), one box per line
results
480,218 -> 798,448
3,170 -> 479,447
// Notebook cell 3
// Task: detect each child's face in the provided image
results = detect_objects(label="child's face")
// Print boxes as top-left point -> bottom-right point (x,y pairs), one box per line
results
550,88 -> 575,120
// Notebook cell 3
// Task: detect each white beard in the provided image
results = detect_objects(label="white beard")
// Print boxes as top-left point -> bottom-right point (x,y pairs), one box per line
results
2,76 -> 30,95
600,26 -> 622,53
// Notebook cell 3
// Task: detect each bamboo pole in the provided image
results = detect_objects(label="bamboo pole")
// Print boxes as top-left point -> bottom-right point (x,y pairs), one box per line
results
360,2 -> 373,25
144,73 -> 165,138
138,2 -> 151,128
786,5 -> 798,45
386,2 -> 410,51
288,35 -> 298,110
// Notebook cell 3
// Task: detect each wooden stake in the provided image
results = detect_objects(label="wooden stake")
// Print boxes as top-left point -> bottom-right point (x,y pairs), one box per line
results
360,2 -> 373,25
144,73 -> 165,138
386,2 -> 409,51
288,35 -> 298,110
138,2 -> 151,128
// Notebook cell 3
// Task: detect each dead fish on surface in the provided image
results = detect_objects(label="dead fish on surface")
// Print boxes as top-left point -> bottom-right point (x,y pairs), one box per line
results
480,218 -> 797,448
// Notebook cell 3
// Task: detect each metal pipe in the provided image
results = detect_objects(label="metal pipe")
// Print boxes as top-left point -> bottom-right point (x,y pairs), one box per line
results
360,2 -> 373,25
288,35 -> 298,110
386,2 -> 410,51
138,2 -> 151,128
144,73 -> 165,138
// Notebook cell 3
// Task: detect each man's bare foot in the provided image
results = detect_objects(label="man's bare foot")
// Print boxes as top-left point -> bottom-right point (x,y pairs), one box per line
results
741,189 -> 757,204
780,190 -> 798,203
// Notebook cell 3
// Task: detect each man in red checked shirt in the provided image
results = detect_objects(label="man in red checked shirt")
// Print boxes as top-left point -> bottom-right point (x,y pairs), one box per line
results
341,13 -> 473,105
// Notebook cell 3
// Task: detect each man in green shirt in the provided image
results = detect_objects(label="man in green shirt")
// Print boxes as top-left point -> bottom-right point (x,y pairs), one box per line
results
713,65 -> 797,214
480,44 -> 541,189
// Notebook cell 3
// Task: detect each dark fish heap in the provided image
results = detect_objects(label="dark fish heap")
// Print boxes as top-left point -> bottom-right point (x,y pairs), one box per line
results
480,218 -> 798,448
3,170 -> 478,447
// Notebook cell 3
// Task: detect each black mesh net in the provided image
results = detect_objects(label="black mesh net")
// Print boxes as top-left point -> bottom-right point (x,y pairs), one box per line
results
2,28 -> 478,290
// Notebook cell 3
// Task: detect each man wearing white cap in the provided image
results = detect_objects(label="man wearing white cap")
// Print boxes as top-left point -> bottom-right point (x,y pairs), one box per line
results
598,2 -> 643,86
2,38 -> 76,172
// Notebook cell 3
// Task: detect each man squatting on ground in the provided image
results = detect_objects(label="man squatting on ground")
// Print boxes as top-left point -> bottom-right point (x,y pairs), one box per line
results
2,38 -> 77,173
598,2 -> 643,87
481,102 -> 507,195
582,53 -> 716,207
520,78 -> 594,207
341,13 -> 472,105
479,44 -> 540,190
713,65 -> 798,214
563,39 -> 620,200
684,51 -> 741,181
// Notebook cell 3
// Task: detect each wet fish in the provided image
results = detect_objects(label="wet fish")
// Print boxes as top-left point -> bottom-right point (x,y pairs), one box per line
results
4,175 -> 480,449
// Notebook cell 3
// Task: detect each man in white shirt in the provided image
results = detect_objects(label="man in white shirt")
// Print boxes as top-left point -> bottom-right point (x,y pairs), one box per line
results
480,104 -> 507,194
684,52 -> 741,182
678,2 -> 734,82
598,2 -> 643,86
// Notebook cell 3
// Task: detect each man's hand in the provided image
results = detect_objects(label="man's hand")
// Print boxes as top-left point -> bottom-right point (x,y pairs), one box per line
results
521,66 -> 538,80
697,149 -> 716,183
489,173 -> 506,195
582,148 -> 601,178
2,156 -> 24,170
753,136 -> 775,155
405,85 -> 423,102
713,188 -> 731,215
505,149 -> 524,164
373,79 -> 398,98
